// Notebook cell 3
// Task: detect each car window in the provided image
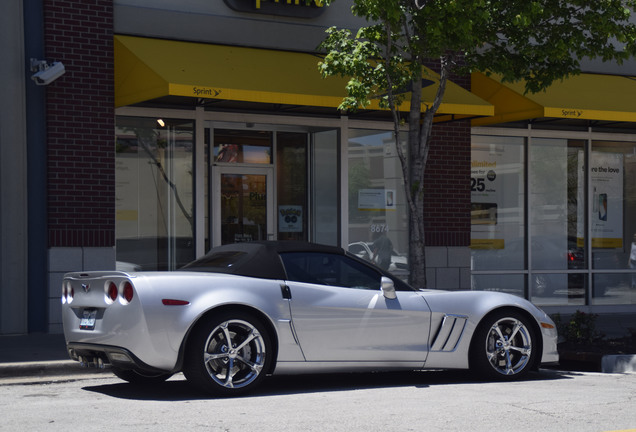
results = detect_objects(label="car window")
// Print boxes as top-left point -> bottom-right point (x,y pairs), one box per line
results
280,252 -> 381,290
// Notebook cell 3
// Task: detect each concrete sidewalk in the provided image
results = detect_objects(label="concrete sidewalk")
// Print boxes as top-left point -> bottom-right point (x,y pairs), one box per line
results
0,333 -> 68,363
0,333 -> 82,379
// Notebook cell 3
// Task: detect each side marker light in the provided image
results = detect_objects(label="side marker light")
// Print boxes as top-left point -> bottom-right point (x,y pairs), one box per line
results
162,299 -> 190,306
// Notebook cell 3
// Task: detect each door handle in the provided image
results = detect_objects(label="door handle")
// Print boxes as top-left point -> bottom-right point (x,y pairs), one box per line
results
280,284 -> 292,300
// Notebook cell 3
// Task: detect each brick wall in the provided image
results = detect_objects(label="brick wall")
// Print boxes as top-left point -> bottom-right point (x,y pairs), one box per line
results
44,0 -> 115,247
424,120 -> 471,247
423,57 -> 472,248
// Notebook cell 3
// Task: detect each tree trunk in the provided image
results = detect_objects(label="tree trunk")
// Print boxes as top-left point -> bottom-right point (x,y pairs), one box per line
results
408,194 -> 427,288
404,57 -> 450,289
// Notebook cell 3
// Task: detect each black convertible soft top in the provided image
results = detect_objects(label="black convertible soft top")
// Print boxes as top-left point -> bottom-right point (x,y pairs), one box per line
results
181,241 -> 346,280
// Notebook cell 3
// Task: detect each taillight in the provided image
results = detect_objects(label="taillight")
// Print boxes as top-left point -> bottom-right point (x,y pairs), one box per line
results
62,282 -> 74,304
107,282 -> 118,302
122,281 -> 134,303
104,280 -> 134,304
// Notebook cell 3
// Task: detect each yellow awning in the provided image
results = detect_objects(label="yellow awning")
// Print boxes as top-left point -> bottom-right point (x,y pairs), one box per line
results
472,71 -> 636,126
114,35 -> 493,118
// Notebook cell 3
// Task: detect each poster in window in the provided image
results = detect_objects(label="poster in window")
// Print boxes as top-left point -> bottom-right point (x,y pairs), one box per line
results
358,189 -> 396,211
470,142 -> 523,250
279,205 -> 303,232
577,151 -> 624,248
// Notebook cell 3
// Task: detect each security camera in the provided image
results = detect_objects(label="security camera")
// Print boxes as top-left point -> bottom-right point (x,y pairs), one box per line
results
31,61 -> 65,86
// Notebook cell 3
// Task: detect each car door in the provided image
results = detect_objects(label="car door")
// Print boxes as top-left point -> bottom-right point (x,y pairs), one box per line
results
280,252 -> 431,363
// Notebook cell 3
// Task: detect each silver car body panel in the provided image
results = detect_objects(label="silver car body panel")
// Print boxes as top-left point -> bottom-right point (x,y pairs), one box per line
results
62,269 -> 558,375
285,280 -> 431,363
63,271 -> 303,371
422,290 -> 559,369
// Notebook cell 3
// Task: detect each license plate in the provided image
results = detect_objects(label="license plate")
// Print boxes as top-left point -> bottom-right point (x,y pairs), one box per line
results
79,308 -> 97,330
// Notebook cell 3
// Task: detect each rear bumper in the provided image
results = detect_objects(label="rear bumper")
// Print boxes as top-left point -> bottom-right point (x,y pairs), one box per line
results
66,342 -> 172,375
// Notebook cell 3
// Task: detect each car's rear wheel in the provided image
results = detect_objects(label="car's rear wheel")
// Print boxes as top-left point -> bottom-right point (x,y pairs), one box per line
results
111,367 -> 173,385
470,310 -> 537,380
183,311 -> 272,396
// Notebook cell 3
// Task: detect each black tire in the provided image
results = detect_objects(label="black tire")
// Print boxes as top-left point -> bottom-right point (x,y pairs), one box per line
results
470,309 -> 538,380
111,367 -> 173,385
183,311 -> 272,396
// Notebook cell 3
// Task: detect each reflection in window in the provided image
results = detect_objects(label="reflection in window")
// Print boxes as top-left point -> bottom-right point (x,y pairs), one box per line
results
470,136 -> 525,277
530,139 -> 585,271
531,273 -> 584,306
593,273 -> 636,305
347,129 -> 408,279
214,129 -> 272,164
115,117 -> 194,270
529,139 -> 586,303
312,129 -> 339,246
220,174 -> 267,244
471,274 -> 524,298
472,133 -> 636,306
277,132 -> 307,241
590,141 -> 636,305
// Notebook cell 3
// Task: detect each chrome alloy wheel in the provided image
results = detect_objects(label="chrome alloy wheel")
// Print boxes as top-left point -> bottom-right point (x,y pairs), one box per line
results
484,317 -> 532,375
203,319 -> 267,389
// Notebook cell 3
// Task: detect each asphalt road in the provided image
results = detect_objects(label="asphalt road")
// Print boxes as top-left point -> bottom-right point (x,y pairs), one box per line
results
1,369 -> 636,432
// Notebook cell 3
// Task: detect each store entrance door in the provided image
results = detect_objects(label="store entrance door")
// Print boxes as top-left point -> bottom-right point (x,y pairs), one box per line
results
212,166 -> 274,246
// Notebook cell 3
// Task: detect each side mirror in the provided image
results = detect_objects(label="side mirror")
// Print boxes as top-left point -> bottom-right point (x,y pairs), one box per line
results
381,276 -> 397,299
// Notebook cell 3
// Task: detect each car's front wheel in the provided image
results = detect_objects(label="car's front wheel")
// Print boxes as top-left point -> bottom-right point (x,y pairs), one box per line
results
183,311 -> 272,396
470,310 -> 537,380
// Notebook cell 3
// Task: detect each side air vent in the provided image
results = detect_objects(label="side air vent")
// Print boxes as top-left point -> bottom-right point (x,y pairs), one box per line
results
431,314 -> 468,352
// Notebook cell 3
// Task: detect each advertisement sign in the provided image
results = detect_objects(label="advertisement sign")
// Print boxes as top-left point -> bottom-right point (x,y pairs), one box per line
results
470,143 -> 523,249
577,151 -> 624,248
279,205 -> 303,232
224,0 -> 326,18
358,189 -> 396,211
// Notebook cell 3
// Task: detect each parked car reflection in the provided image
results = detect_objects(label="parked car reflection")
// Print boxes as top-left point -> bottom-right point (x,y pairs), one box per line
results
348,241 -> 408,273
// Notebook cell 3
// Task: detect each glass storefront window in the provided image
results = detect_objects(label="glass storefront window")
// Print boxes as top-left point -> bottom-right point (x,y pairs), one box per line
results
312,129 -> 340,246
470,136 -> 525,292
206,124 -> 337,248
473,274 -> 525,298
593,274 -> 636,304
529,138 -> 585,304
590,141 -> 636,304
115,117 -> 194,270
211,128 -> 275,246
220,173 -> 268,244
531,274 -> 584,306
214,129 -> 272,164
277,132 -> 308,241
472,131 -> 636,306
347,129 -> 408,278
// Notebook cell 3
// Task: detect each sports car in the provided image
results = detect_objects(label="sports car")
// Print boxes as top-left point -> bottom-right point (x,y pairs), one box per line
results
62,241 -> 558,396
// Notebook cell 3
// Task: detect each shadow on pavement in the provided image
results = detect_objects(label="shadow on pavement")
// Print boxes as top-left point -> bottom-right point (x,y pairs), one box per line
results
82,368 -> 572,401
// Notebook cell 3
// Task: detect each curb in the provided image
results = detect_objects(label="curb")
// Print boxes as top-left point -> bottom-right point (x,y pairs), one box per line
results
558,350 -> 636,373
0,360 -> 94,379
602,355 -> 636,373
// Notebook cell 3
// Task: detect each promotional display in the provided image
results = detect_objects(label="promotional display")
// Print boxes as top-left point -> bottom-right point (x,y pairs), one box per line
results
577,150 -> 624,248
278,205 -> 303,232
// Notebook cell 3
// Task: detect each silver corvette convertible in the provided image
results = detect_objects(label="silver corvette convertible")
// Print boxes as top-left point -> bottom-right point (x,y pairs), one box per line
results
62,241 -> 558,396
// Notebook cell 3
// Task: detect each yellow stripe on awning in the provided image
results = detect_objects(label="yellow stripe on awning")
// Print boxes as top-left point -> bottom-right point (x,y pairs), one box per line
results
472,71 -> 636,126
115,35 -> 493,118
